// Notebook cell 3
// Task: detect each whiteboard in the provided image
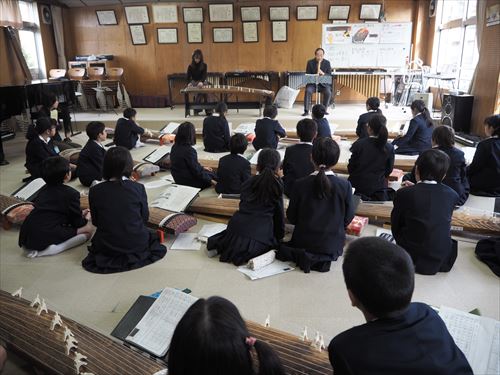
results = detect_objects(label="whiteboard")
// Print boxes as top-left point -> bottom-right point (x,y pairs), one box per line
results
322,22 -> 412,69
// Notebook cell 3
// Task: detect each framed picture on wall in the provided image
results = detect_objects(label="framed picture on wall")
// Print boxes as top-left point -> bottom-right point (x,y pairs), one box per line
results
129,24 -> 146,45
187,23 -> 203,43
272,21 -> 287,42
360,4 -> 382,20
157,28 -> 178,44
152,4 -> 177,23
212,27 -> 233,43
243,22 -> 258,43
241,6 -> 261,22
269,6 -> 289,21
182,7 -> 203,23
296,6 -> 318,21
208,3 -> 234,22
96,10 -> 117,25
125,6 -> 149,24
328,5 -> 351,21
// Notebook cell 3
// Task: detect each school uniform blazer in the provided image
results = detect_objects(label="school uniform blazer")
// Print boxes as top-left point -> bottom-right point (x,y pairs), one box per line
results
356,110 -> 382,138
328,302 -> 473,375
467,137 -> 500,195
170,143 -> 213,189
403,146 -> 470,206
202,115 -> 230,153
315,118 -> 332,138
392,114 -> 433,155
391,183 -> 459,275
305,59 -> 332,87
348,138 -> 395,197
252,118 -> 287,150
215,154 -> 251,194
89,179 -> 150,256
25,136 -> 58,178
282,143 -> 315,197
19,184 -> 87,250
287,174 -> 354,260
228,177 -> 285,245
76,140 -> 106,187
113,118 -> 145,150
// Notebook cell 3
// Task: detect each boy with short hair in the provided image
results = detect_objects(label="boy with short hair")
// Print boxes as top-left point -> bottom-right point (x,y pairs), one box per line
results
215,133 -> 251,194
76,121 -> 107,187
114,108 -> 150,149
252,105 -> 286,150
328,237 -> 472,374
311,104 -> 331,138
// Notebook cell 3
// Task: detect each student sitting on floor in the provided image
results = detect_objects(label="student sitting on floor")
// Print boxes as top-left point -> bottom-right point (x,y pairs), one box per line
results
203,102 -> 231,153
25,117 -> 60,179
312,104 -> 332,138
391,149 -> 459,275
356,96 -> 382,138
215,133 -> 251,195
76,121 -> 107,187
402,125 -> 470,205
348,114 -> 395,201
171,122 -> 217,189
282,118 -> 317,197
114,108 -> 151,149
392,99 -> 433,155
168,296 -> 285,375
278,137 -> 354,273
82,147 -> 166,274
19,156 -> 94,258
207,149 -> 285,265
252,105 -> 286,150
328,237 -> 472,375
467,115 -> 500,196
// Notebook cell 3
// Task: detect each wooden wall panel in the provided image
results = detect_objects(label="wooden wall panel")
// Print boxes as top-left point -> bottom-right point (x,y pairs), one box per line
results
38,3 -> 58,74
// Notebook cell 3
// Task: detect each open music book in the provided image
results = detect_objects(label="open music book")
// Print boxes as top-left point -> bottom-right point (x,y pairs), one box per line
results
150,184 -> 200,212
233,123 -> 255,135
143,145 -> 172,164
249,148 -> 286,165
124,288 -> 198,358
11,178 -> 46,201
159,122 -> 180,135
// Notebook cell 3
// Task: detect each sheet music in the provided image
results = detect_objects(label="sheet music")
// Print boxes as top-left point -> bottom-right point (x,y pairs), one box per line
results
248,250 -> 276,271
249,149 -> 285,165
233,123 -> 255,135
159,123 -> 180,135
439,306 -> 499,375
150,184 -> 200,212
125,288 -> 198,357
171,233 -> 201,251
13,178 -> 46,201
237,260 -> 294,281
144,146 -> 171,164
197,223 -> 227,242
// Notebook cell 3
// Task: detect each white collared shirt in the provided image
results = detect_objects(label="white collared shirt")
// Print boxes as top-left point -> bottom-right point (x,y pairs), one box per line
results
418,180 -> 438,184
311,170 -> 335,176
298,142 -> 313,145
39,135 -> 50,144
94,140 -> 105,148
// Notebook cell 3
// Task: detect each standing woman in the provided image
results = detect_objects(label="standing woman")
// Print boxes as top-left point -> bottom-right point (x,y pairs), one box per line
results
392,100 -> 433,155
187,49 -> 210,116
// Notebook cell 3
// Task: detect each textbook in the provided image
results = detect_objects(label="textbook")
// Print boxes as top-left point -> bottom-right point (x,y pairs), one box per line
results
143,145 -> 172,164
150,184 -> 200,213
11,178 -> 46,202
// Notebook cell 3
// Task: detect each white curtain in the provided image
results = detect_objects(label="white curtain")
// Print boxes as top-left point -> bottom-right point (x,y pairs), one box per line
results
0,0 -> 22,29
50,5 -> 66,69
468,0 -> 486,94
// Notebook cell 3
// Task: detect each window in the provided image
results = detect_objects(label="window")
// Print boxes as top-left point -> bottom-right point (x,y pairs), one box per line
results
18,1 -> 46,80
431,0 -> 478,91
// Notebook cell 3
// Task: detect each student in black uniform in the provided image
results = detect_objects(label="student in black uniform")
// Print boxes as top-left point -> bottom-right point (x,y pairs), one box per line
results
168,296 -> 285,375
252,105 -> 286,150
402,125 -> 470,205
207,149 -> 285,265
328,237 -> 473,375
187,49 -> 210,116
391,149 -> 459,275
393,99 -> 433,155
114,108 -> 150,150
82,147 -> 167,274
170,122 -> 216,189
467,115 -> 500,196
25,117 -> 60,179
311,104 -> 331,138
278,137 -> 355,273
215,133 -> 251,194
348,114 -> 395,201
32,93 -> 73,142
282,118 -> 317,197
19,156 -> 93,258
203,102 -> 230,153
356,96 -> 382,138
76,121 -> 107,187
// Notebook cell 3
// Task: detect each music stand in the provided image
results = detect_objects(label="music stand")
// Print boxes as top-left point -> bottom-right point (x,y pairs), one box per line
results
303,74 -> 332,105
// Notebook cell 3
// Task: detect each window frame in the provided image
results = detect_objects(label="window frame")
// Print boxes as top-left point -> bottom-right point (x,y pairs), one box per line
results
18,1 -> 47,80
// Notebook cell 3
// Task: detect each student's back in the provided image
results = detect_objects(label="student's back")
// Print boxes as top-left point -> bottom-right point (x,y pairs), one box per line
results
25,136 -> 58,178
467,137 -> 500,196
171,143 -> 213,189
203,104 -> 230,153
215,154 -> 251,194
282,143 -> 314,196
253,117 -> 286,150
356,110 -> 381,138
114,117 -> 144,149
77,140 -> 106,186
329,302 -> 472,375
314,118 -> 331,138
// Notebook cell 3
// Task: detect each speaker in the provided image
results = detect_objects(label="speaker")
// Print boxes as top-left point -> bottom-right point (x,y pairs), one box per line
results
441,94 -> 474,133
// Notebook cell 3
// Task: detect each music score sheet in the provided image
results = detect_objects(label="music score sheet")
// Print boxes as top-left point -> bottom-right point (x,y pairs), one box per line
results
125,288 -> 198,357
12,178 -> 46,201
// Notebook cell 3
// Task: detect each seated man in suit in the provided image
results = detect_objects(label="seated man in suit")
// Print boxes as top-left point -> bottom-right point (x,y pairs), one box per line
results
302,48 -> 332,117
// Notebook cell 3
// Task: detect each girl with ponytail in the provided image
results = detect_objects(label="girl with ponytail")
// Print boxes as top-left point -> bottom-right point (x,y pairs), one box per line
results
348,114 -> 396,201
168,296 -> 286,375
392,99 -> 433,155
356,96 -> 383,138
277,138 -> 354,273
207,148 -> 285,265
